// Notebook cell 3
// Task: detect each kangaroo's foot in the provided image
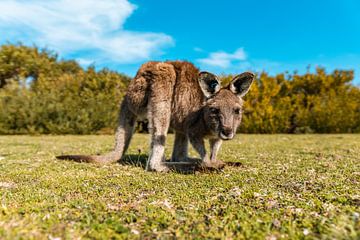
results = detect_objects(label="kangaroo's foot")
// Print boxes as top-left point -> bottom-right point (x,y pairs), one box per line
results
200,160 -> 226,170
146,162 -> 170,172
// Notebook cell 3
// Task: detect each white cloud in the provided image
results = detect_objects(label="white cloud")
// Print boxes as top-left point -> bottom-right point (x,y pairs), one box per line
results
197,48 -> 360,84
0,0 -> 174,64
197,48 -> 247,68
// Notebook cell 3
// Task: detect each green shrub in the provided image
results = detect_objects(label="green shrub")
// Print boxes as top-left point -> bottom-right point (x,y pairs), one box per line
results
0,44 -> 130,134
232,69 -> 360,133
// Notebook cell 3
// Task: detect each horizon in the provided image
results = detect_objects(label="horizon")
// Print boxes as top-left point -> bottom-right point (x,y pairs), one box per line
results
0,0 -> 359,83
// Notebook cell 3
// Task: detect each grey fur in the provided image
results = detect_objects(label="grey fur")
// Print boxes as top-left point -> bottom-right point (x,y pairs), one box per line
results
56,61 -> 254,172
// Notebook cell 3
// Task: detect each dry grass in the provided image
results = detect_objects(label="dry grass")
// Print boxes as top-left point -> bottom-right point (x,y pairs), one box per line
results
0,134 -> 359,239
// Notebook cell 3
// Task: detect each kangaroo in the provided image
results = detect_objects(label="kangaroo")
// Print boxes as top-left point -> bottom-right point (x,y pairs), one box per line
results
56,61 -> 254,172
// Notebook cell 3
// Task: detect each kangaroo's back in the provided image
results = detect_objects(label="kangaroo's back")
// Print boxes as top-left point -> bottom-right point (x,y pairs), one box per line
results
125,61 -> 204,130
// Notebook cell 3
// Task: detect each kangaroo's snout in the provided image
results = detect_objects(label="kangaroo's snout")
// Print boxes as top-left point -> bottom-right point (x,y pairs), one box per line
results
220,126 -> 234,140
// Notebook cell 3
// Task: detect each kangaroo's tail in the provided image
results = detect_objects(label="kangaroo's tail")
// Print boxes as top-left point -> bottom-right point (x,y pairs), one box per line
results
55,152 -> 122,164
55,98 -> 137,165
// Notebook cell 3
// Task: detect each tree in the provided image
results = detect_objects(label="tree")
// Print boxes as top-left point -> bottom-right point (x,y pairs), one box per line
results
0,43 -> 82,88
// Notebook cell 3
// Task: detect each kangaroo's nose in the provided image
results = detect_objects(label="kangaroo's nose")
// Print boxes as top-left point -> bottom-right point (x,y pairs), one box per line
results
220,127 -> 233,139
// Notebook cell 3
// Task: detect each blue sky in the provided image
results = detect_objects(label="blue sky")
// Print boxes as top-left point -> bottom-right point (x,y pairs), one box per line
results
0,0 -> 359,83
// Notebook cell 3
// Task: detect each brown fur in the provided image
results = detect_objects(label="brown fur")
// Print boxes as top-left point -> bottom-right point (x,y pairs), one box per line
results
56,61 -> 254,172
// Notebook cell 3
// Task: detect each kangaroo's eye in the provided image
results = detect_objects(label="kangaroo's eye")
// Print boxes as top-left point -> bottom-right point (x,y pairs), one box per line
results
209,107 -> 220,114
234,108 -> 241,114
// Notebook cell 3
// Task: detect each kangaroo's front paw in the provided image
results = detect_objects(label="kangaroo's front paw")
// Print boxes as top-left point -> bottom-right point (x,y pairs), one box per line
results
200,160 -> 226,170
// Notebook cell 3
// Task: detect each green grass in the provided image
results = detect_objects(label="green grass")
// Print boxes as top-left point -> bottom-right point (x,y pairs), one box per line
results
0,134 -> 359,239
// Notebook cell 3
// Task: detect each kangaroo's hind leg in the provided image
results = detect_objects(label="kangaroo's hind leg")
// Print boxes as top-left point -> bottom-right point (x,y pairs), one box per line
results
145,63 -> 176,172
95,98 -> 136,164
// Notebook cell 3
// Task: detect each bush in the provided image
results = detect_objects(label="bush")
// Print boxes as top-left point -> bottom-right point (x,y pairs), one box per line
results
0,44 -> 130,134
225,69 -> 360,133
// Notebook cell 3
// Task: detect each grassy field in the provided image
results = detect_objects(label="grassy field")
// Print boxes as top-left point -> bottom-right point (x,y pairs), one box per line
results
0,134 -> 359,239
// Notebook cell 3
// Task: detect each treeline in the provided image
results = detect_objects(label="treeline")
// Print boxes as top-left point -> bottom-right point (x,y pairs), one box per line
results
0,44 -> 130,134
0,44 -> 359,134
231,69 -> 360,133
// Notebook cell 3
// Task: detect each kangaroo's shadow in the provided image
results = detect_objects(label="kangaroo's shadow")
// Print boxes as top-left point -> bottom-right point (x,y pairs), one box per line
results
120,154 -> 148,169
120,154 -> 199,174
119,154 -> 243,174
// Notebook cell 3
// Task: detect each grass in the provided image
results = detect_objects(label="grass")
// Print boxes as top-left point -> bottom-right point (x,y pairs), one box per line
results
0,134 -> 359,239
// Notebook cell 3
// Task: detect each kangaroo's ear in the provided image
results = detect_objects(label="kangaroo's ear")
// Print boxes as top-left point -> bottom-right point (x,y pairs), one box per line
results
198,71 -> 221,98
229,72 -> 255,98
